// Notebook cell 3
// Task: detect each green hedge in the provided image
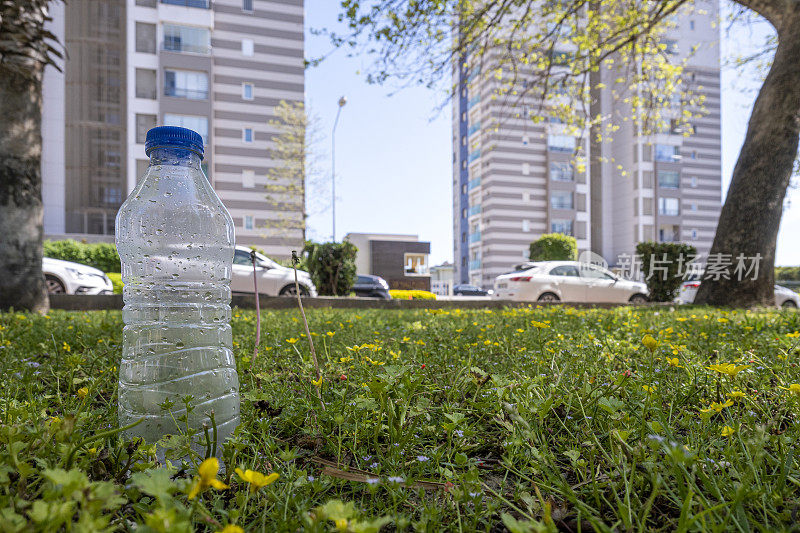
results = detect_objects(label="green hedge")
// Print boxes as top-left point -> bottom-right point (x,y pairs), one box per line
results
635,241 -> 697,302
776,267 -> 800,281
303,241 -> 357,296
44,240 -> 121,273
389,290 -> 437,300
529,233 -> 577,261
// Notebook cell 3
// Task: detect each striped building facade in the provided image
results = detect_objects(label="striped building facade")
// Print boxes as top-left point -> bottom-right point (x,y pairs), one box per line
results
42,0 -> 305,260
453,1 -> 722,287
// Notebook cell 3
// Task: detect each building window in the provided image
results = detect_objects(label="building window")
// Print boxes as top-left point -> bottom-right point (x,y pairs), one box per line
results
136,159 -> 149,182
522,220 -> 530,232
164,69 -> 208,99
242,169 -> 255,188
691,229 -> 698,240
657,170 -> 680,189
163,24 -> 211,54
242,128 -> 254,143
242,82 -> 254,100
690,176 -> 698,188
242,0 -> 253,11
135,22 -> 156,53
551,219 -> 573,235
135,114 -> 157,144
161,0 -> 210,7
242,38 -> 254,56
164,113 -> 208,144
135,68 -> 157,99
690,20 -> 695,30
244,215 -> 254,230
658,197 -> 680,216
404,253 -> 429,276
136,0 -> 157,6
461,184 -> 467,194
690,203 -> 698,211
550,191 -> 573,210
461,208 -> 467,219
547,135 -> 576,153
522,162 -> 530,175
654,144 -> 680,162
550,161 -> 574,181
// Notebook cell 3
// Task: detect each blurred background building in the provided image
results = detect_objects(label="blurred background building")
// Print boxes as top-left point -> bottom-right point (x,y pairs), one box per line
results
41,0 -> 305,259
452,0 -> 722,288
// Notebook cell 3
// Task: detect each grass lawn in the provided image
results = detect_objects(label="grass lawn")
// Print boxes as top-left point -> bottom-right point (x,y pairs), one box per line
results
1,305 -> 799,531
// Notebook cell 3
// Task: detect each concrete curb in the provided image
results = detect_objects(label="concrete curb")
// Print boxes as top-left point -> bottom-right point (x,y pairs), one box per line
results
48,294 -> 666,311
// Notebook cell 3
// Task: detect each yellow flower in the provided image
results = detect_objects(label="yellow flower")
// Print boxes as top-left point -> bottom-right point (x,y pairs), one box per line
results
77,387 -> 89,399
62,341 -> 71,352
364,356 -> 384,366
642,385 -> 656,394
666,357 -> 682,368
700,399 -> 734,414
334,519 -> 348,531
286,338 -> 299,344
779,383 -> 800,396
339,356 -> 353,364
787,331 -> 800,339
311,376 -> 323,387
641,335 -> 658,352
187,457 -> 229,500
218,525 -> 244,533
235,468 -> 279,492
728,390 -> 747,402
326,331 -> 335,337
530,321 -> 550,329
721,426 -> 735,437
706,363 -> 750,378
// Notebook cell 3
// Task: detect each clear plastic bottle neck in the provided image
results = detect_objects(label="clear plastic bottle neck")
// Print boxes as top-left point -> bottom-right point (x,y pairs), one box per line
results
148,147 -> 202,169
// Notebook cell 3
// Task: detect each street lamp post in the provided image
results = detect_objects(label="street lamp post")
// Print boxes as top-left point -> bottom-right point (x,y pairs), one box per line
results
331,96 -> 347,242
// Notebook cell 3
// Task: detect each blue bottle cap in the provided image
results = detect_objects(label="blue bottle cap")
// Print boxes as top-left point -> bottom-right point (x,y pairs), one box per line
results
145,126 -> 204,156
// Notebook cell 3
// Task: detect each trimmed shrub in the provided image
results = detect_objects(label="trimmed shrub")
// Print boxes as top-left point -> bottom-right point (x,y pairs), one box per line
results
106,272 -> 123,294
303,241 -> 357,296
44,240 -> 121,273
529,233 -> 577,261
636,241 -> 697,302
775,267 -> 800,281
389,290 -> 437,300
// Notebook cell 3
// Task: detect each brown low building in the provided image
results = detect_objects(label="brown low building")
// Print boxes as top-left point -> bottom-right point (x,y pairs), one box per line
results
345,233 -> 431,291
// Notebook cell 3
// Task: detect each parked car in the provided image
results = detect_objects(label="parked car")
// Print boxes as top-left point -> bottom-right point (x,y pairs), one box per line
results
352,275 -> 392,299
493,261 -> 649,304
230,246 -> 317,296
43,257 -> 114,295
678,279 -> 799,308
453,284 -> 490,297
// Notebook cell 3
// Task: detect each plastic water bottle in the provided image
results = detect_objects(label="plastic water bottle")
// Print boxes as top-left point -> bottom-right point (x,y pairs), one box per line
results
115,126 -> 240,451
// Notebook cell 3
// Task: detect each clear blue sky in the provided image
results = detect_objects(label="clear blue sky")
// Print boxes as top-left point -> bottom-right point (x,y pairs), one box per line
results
304,1 -> 799,267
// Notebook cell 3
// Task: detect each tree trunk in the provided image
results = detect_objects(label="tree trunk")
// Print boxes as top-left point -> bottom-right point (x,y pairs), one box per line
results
695,10 -> 800,308
0,63 -> 49,313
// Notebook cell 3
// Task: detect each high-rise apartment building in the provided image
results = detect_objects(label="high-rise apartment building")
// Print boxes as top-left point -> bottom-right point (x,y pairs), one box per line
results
42,0 -> 305,259
452,2 -> 722,287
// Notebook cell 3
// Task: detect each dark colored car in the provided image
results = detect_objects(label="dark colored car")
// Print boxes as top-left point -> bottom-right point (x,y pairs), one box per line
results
352,274 -> 392,299
453,284 -> 490,296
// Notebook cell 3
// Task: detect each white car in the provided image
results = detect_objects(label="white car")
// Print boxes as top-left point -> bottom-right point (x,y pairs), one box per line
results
493,261 -> 649,304
43,257 -> 114,295
678,280 -> 799,308
231,246 -> 317,297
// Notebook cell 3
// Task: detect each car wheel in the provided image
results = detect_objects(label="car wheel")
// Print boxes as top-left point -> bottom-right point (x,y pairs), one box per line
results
537,292 -> 560,303
45,275 -> 66,294
279,284 -> 309,297
782,300 -> 798,309
629,294 -> 648,305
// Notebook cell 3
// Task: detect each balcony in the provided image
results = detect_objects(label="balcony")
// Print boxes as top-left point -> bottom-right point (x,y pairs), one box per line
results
468,149 -> 481,163
468,177 -> 481,190
468,121 -> 481,136
468,205 -> 481,216
469,232 -> 481,243
468,95 -> 480,110
469,259 -> 481,270
161,0 -> 209,7
164,87 -> 208,100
